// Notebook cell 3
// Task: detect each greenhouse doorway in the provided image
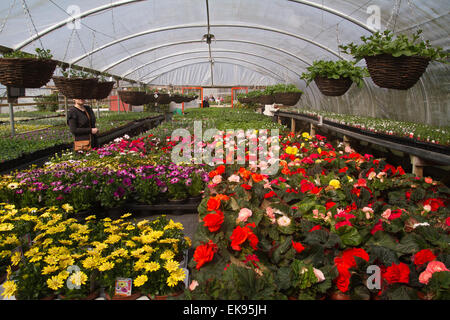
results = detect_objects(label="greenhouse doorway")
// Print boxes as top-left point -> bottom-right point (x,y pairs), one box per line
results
181,87 -> 203,113
231,87 -> 249,109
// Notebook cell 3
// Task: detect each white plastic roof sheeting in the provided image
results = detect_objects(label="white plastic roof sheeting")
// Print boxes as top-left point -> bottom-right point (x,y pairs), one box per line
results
0,0 -> 449,125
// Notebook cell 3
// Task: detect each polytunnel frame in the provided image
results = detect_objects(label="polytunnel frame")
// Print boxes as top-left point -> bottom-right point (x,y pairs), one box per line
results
140,57 -> 286,83
121,49 -> 303,78
10,0 -> 379,83
100,38 -> 312,73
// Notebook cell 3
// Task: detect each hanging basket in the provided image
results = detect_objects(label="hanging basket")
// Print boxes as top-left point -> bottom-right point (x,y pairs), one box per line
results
314,76 -> 353,96
238,97 -> 251,104
118,90 -> 147,105
91,81 -> 114,100
143,93 -> 156,104
53,76 -> 98,99
257,94 -> 275,105
273,92 -> 302,106
364,54 -> 430,90
172,94 -> 185,103
156,93 -> 171,104
0,58 -> 57,88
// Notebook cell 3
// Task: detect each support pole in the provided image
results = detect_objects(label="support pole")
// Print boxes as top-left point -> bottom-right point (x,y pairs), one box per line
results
116,79 -> 120,114
343,135 -> 351,148
96,100 -> 100,118
291,118 -> 296,134
277,115 -> 282,125
310,123 -> 316,137
9,102 -> 15,137
64,96 -> 68,121
410,155 -> 427,178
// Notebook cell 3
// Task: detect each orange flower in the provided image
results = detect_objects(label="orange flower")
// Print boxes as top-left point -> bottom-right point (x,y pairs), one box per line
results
203,210 -> 224,232
251,173 -> 265,183
194,240 -> 218,270
238,167 -> 251,180
207,197 -> 221,211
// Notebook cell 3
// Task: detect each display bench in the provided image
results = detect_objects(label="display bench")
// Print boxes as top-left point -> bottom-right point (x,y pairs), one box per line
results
275,110 -> 450,178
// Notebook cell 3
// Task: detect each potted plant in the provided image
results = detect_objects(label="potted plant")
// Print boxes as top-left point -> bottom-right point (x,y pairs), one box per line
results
118,87 -> 147,106
133,175 -> 160,205
156,89 -> 172,104
186,171 -> 205,203
300,60 -> 369,96
53,68 -> 98,99
339,29 -> 449,90
270,84 -> 303,106
0,48 -> 57,88
91,74 -> 115,101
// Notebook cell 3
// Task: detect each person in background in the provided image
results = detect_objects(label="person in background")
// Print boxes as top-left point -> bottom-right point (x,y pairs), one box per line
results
67,98 -> 99,151
202,96 -> 210,108
263,103 -> 280,122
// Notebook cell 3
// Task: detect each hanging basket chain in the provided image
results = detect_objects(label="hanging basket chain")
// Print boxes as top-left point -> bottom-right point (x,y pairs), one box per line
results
386,0 -> 402,33
21,0 -> 45,50
0,0 -> 17,34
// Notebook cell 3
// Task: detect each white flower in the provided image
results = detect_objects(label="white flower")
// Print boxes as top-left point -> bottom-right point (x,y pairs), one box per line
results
413,222 -> 430,229
277,215 -> 291,227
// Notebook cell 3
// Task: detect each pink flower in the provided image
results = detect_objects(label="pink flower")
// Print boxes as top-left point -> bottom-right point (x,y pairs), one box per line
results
189,280 -> 199,291
418,270 -> 433,285
212,175 -> 222,184
266,207 -> 276,224
424,177 -> 433,184
237,208 -> 253,223
381,209 -> 391,220
354,178 -> 367,187
313,268 -> 326,283
425,261 -> 449,274
228,174 -> 240,183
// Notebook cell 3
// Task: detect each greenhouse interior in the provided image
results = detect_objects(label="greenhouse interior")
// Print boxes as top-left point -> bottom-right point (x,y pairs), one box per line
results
0,0 -> 449,304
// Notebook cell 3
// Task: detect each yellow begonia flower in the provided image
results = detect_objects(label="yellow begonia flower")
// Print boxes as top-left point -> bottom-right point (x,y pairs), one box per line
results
47,276 -> 64,291
134,275 -> 148,287
329,179 -> 341,189
1,280 -> 17,298
11,251 -> 22,266
69,271 -> 88,287
98,261 -> 115,272
164,259 -> 179,273
160,250 -> 175,260
145,262 -> 160,272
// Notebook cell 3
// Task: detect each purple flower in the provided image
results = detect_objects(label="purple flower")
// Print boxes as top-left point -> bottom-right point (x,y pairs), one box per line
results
114,187 -> 125,198
123,177 -> 132,187
107,178 -> 115,184
185,178 -> 192,186
170,177 -> 180,184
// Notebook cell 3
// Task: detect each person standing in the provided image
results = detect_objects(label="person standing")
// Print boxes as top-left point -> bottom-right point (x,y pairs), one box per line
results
202,96 -> 210,108
67,98 -> 99,151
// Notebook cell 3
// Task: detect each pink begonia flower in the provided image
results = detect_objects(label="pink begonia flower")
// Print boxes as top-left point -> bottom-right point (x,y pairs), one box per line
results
237,208 -> 253,223
418,270 -> 433,285
423,204 -> 432,212
266,207 -> 276,224
381,209 -> 391,220
313,268 -> 326,283
344,145 -> 354,153
424,177 -> 433,184
426,261 -> 449,274
212,175 -> 222,184
227,174 -> 240,183
189,280 -> 199,291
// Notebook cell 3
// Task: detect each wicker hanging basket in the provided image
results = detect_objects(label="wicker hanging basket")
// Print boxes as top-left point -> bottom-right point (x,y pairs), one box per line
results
156,93 -> 171,104
364,54 -> 430,90
143,93 -> 156,104
53,76 -> 98,99
257,94 -> 275,105
238,97 -> 251,104
0,58 -> 57,88
273,92 -> 302,106
91,81 -> 114,100
172,94 -> 185,103
314,76 -> 353,96
118,90 -> 147,105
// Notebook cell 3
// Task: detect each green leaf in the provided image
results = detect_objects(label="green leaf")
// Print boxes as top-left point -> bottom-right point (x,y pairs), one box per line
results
337,226 -> 362,247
